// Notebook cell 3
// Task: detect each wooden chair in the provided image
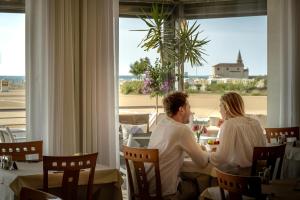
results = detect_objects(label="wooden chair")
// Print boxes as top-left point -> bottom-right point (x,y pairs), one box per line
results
20,187 -> 62,200
265,127 -> 299,143
216,168 -> 263,200
43,153 -> 98,200
251,144 -> 286,179
123,146 -> 162,200
0,141 -> 43,161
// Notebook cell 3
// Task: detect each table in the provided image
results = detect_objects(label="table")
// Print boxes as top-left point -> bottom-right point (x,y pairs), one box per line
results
0,162 -> 123,200
282,142 -> 300,179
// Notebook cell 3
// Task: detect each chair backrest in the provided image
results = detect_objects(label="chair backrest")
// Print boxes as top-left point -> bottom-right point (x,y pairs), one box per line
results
216,168 -> 262,200
119,114 -> 151,147
123,146 -> 162,200
265,127 -> 299,143
0,127 -> 15,143
0,141 -> 43,161
20,187 -> 62,200
43,153 -> 98,200
119,114 -> 150,133
251,144 -> 286,179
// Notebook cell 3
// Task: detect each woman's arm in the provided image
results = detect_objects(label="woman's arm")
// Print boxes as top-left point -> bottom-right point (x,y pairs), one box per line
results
209,121 -> 236,166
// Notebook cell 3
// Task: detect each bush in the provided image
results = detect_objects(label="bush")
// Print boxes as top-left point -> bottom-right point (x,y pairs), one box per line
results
186,88 -> 200,94
206,81 -> 266,96
120,81 -> 144,94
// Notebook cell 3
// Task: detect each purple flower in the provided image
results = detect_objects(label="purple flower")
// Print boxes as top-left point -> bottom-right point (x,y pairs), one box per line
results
160,80 -> 170,92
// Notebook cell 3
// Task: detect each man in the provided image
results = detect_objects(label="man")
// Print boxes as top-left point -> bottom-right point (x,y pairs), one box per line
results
147,92 -> 209,200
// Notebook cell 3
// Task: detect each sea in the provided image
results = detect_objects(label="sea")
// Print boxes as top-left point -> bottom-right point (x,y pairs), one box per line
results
0,76 -> 25,84
1,75 -> 211,82
119,75 -> 209,81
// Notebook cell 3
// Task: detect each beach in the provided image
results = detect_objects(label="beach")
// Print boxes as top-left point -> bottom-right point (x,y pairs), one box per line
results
119,93 -> 267,118
0,90 -> 267,127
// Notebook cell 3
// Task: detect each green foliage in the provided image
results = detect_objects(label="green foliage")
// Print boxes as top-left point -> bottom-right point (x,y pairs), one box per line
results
142,60 -> 174,97
184,82 -> 190,91
176,21 -> 209,67
186,88 -> 200,94
134,3 -> 209,91
203,80 -> 267,95
135,3 -> 169,61
129,57 -> 151,79
120,81 -> 144,95
195,83 -> 202,91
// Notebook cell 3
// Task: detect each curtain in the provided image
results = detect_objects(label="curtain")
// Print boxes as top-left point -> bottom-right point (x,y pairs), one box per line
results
81,0 -> 119,166
267,0 -> 300,127
26,0 -> 119,167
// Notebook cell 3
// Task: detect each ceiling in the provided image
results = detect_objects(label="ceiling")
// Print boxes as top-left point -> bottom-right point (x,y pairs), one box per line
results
119,0 -> 267,19
0,0 -> 267,19
0,0 -> 24,13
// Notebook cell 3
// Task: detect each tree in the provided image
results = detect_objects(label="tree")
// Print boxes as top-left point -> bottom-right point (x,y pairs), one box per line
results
129,57 -> 151,79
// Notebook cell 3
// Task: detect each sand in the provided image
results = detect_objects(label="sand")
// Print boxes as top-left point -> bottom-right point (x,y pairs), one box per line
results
0,90 -> 267,127
119,93 -> 267,118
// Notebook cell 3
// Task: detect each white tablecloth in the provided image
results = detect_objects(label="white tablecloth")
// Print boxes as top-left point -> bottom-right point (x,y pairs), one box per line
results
282,143 -> 300,179
0,162 -> 123,200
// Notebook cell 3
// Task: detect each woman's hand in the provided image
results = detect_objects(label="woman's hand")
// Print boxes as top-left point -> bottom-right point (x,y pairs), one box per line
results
217,119 -> 224,127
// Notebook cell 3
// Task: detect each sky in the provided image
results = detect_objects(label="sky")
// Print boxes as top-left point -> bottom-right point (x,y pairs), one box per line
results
0,13 -> 25,76
119,16 -> 267,76
0,13 -> 266,76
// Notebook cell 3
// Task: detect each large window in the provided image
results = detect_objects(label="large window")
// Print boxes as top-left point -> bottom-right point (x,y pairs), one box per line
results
119,16 -> 267,126
0,13 -> 26,139
119,18 -> 161,115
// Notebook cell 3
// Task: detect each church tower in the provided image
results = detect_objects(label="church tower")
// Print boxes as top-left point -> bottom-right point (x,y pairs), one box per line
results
237,50 -> 243,64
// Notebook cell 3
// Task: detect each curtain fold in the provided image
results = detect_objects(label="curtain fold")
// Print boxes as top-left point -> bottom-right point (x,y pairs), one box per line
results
267,0 -> 300,127
26,0 -> 118,166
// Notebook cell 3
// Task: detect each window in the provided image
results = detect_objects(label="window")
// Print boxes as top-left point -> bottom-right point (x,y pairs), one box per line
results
119,3 -> 267,127
119,18 -> 160,115
187,16 -> 267,123
0,13 -> 26,141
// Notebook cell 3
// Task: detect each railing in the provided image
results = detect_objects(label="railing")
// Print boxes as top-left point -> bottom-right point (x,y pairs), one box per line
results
0,108 -> 26,141
119,105 -> 164,130
0,106 -> 164,142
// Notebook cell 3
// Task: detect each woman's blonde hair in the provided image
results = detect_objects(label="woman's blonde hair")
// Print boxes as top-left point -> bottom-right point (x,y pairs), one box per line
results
220,92 -> 245,119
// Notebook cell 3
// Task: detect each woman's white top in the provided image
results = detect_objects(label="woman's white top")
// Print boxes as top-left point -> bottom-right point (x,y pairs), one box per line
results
210,116 -> 266,168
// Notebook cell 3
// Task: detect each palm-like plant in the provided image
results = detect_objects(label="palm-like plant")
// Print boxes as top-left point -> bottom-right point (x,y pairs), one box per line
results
135,3 -> 209,91
176,20 -> 209,91
137,4 -> 174,67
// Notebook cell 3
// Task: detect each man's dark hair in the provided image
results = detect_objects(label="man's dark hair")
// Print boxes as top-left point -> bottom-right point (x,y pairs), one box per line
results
163,92 -> 188,117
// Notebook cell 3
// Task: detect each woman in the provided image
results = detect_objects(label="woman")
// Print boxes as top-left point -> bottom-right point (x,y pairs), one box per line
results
210,92 -> 266,167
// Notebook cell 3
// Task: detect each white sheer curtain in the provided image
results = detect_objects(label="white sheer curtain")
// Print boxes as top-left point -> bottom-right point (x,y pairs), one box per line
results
26,0 -> 119,166
80,0 -> 119,166
267,0 -> 300,127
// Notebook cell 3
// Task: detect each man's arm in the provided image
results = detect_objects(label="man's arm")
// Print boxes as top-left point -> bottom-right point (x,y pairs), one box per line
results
180,127 -> 209,168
